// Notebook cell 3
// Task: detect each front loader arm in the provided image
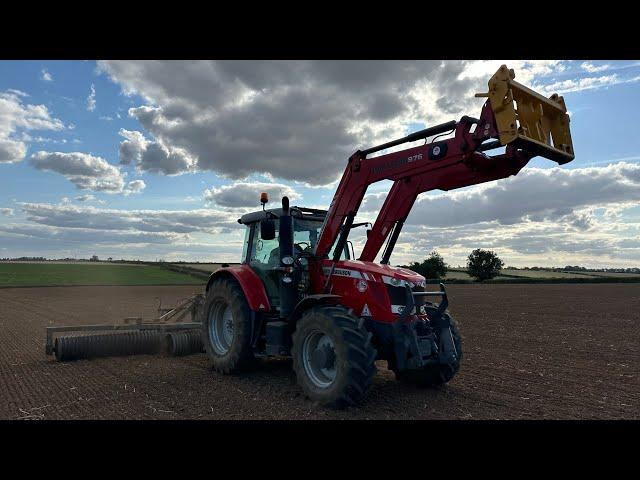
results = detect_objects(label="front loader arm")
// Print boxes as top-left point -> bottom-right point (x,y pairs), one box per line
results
313,118 -> 471,258
359,145 -> 532,262
314,64 -> 574,263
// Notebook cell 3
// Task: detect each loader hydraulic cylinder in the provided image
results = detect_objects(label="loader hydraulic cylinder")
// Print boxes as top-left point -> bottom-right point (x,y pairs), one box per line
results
361,120 -> 458,157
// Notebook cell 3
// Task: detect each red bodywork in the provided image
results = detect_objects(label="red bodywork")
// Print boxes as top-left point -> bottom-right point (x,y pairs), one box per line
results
208,264 -> 271,312
315,259 -> 427,324
314,102 -> 531,261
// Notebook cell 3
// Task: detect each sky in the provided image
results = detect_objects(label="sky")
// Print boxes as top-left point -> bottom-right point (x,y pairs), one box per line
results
0,60 -> 639,268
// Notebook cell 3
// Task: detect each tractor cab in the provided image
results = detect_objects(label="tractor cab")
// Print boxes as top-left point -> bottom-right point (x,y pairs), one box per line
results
237,197 -> 349,308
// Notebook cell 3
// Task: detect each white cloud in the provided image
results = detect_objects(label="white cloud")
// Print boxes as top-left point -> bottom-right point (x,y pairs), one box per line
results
389,215 -> 640,269
98,60 -> 572,185
0,201 -> 249,260
86,84 -> 96,111
354,161 -> 640,267
118,128 -> 194,175
0,90 -> 64,163
0,222 -> 183,246
362,162 -> 640,229
74,194 -> 106,204
580,62 -> 611,73
6,89 -> 28,97
204,181 -> 301,208
0,221 -> 247,261
41,69 -> 53,82
29,151 -> 145,195
0,207 -> 14,216
126,179 -> 146,194
535,73 -> 640,95
9,158 -> 640,267
0,138 -> 26,163
75,194 -> 96,202
457,60 -> 565,83
19,202 -> 239,234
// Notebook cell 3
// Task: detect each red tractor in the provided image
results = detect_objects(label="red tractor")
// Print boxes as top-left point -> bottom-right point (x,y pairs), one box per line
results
200,65 -> 575,408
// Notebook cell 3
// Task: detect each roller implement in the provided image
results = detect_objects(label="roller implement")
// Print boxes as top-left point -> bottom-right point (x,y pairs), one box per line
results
45,295 -> 204,361
46,65 -> 574,409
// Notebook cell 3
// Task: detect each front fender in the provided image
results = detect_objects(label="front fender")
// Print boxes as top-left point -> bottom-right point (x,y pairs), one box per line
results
206,265 -> 270,313
288,294 -> 341,324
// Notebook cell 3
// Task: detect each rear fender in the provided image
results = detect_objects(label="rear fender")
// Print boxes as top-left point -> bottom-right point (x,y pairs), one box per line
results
206,265 -> 270,313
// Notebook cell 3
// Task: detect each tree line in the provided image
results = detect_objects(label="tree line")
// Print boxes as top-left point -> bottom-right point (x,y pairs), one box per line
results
401,249 -> 505,282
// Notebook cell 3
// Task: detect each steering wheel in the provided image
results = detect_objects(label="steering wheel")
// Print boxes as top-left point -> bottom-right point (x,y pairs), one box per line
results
294,242 -> 311,253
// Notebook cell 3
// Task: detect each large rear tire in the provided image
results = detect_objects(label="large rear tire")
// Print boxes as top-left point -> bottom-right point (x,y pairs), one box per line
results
292,305 -> 377,409
202,278 -> 255,374
394,311 -> 463,387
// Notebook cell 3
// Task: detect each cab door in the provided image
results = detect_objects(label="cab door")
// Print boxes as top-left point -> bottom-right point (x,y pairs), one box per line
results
247,220 -> 281,308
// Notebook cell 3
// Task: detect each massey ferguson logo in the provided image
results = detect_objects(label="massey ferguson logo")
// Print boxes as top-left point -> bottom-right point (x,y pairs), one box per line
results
333,269 -> 352,277
323,267 -> 361,278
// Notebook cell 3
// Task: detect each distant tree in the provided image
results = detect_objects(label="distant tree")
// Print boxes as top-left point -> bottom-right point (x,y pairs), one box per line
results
467,249 -> 504,281
406,251 -> 448,280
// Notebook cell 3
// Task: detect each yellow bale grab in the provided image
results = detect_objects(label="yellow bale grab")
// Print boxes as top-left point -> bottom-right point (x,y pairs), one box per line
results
476,65 -> 575,164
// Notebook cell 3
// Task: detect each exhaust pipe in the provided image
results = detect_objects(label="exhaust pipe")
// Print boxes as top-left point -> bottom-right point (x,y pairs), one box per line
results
279,196 -> 297,319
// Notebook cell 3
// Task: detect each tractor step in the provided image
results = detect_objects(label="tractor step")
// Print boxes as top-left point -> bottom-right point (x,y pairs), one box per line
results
265,321 -> 291,356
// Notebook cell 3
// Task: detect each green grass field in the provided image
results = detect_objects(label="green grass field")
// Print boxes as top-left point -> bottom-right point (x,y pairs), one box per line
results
0,263 -> 204,287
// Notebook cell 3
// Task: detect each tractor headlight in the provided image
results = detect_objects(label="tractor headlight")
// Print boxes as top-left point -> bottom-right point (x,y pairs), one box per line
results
282,256 -> 294,265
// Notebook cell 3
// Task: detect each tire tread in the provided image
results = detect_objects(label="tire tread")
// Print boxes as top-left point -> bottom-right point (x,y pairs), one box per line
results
292,304 -> 377,409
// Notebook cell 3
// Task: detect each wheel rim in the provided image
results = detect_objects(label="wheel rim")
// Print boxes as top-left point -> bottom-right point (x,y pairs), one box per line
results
208,302 -> 234,355
302,330 -> 337,388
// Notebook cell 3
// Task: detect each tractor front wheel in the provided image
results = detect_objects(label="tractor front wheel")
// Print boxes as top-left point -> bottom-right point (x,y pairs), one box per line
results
292,305 -> 377,409
202,278 -> 255,374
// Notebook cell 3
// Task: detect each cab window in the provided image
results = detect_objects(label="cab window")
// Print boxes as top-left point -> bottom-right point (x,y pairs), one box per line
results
250,221 -> 280,267
241,226 -> 251,263
249,221 -> 280,305
293,218 -> 349,260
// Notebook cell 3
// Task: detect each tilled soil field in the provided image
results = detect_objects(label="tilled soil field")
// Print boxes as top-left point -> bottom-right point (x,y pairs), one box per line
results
0,284 -> 637,420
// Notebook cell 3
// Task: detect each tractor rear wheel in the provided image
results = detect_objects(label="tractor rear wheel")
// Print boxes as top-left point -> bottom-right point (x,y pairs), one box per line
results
394,311 -> 463,387
292,305 -> 377,409
202,278 -> 255,374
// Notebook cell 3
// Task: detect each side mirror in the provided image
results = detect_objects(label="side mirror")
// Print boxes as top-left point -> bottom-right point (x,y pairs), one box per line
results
260,218 -> 276,240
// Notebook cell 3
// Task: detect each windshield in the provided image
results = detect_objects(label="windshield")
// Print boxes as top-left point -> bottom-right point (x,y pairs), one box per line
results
294,218 -> 349,260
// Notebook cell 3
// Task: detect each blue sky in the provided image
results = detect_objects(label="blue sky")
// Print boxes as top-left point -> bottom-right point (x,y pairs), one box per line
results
1,60 -> 639,267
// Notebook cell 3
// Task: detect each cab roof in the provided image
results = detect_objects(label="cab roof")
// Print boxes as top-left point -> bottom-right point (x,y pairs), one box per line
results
238,206 -> 327,225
